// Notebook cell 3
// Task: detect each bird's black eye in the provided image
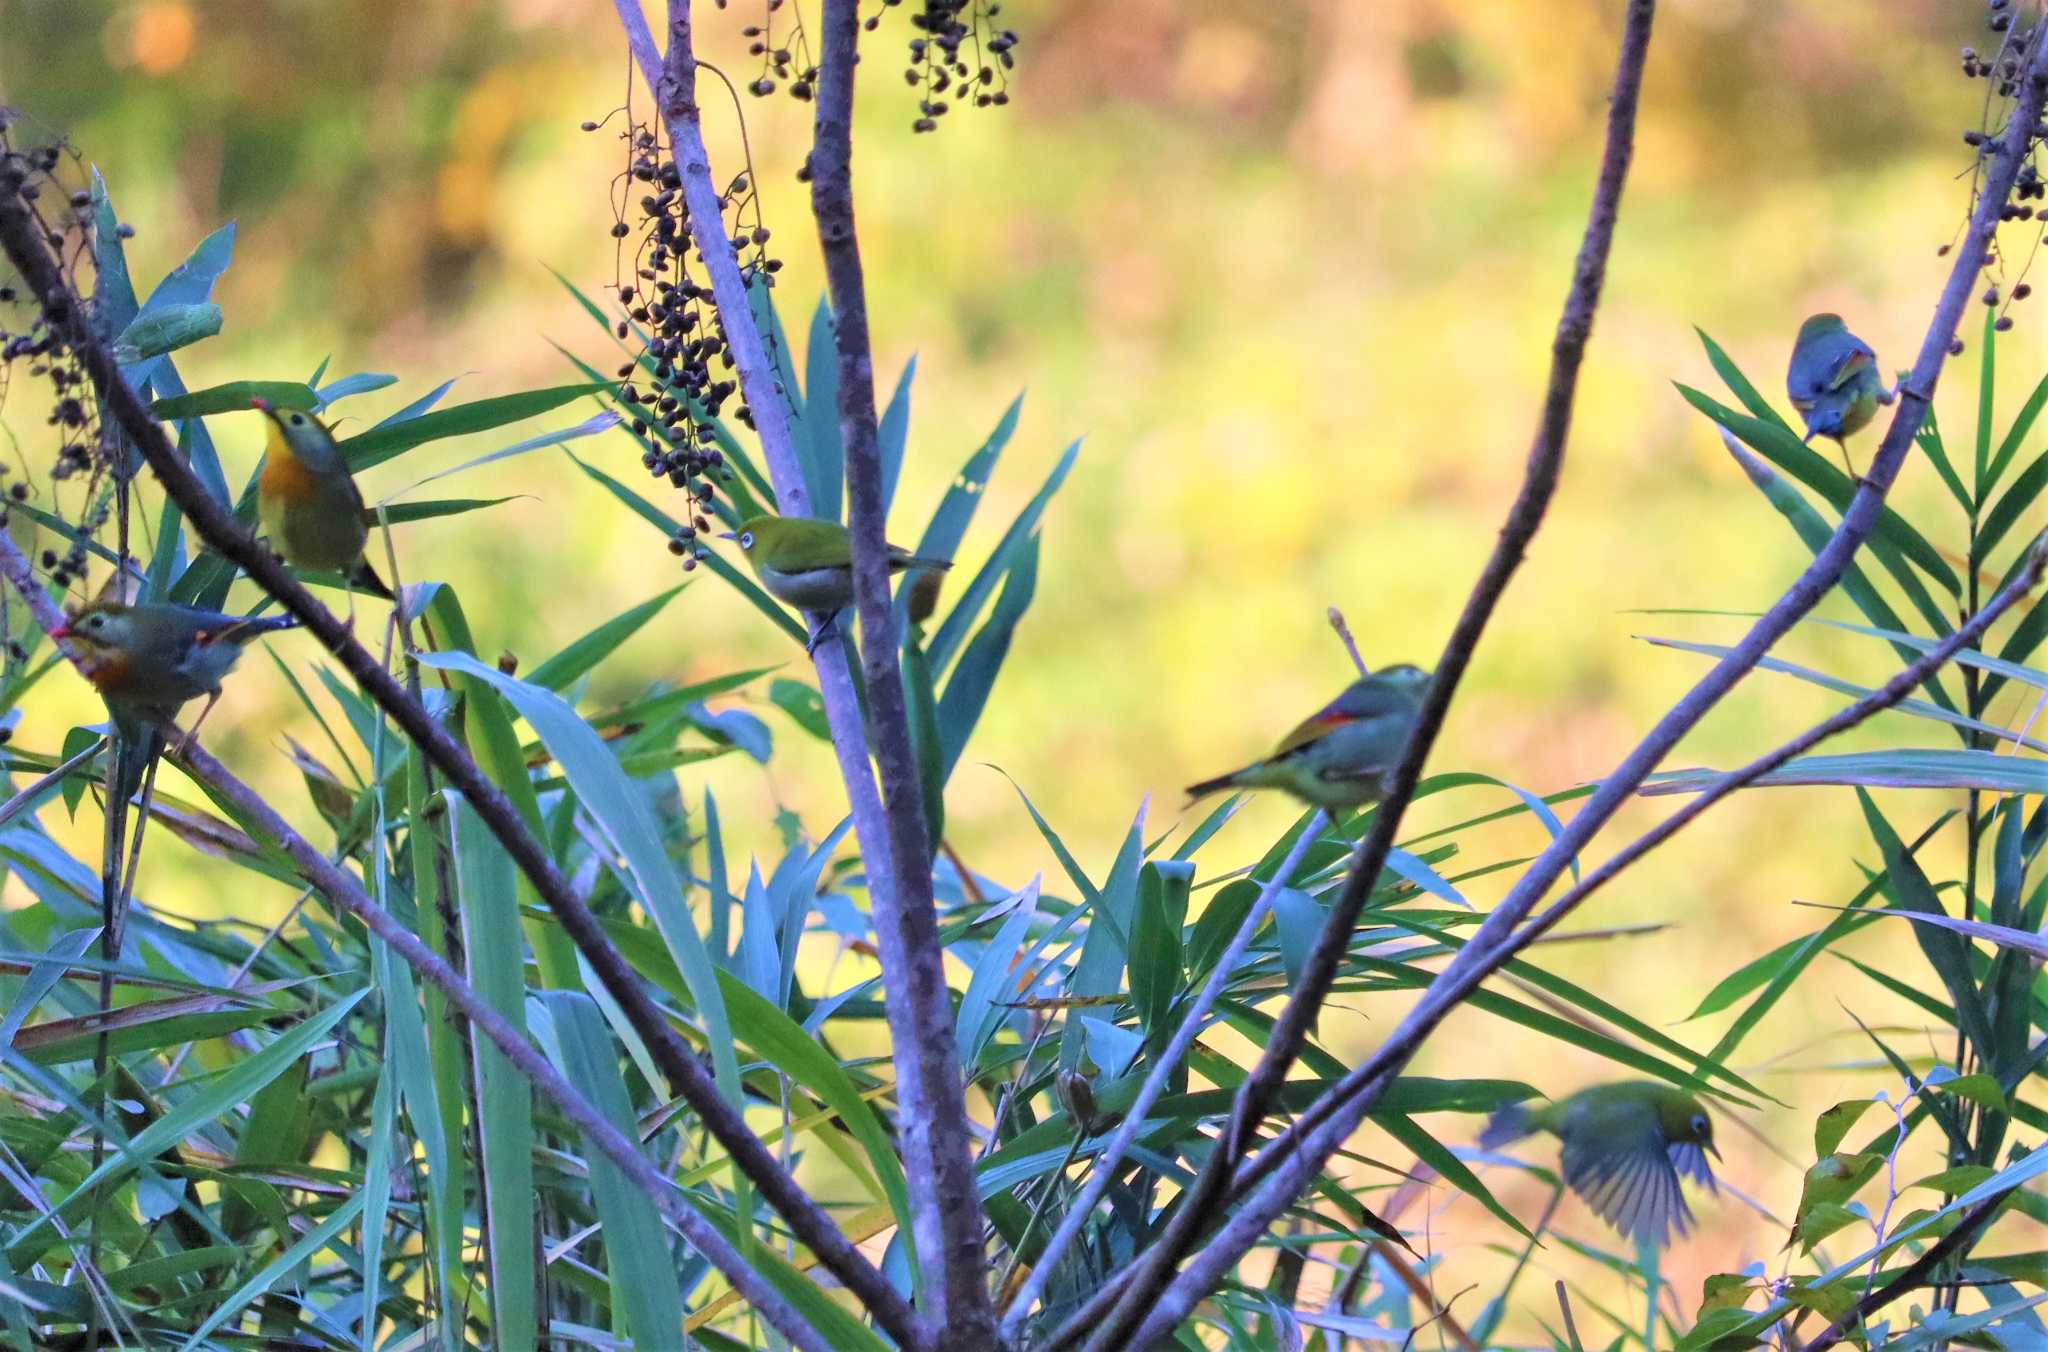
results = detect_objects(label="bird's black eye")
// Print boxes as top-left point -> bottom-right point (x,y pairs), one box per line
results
739,531 -> 754,549
1691,1113 -> 1709,1135
288,414 -> 304,426
87,616 -> 103,630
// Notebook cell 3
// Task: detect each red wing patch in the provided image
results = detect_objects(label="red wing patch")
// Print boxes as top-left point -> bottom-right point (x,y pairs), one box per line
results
1828,349 -> 1872,391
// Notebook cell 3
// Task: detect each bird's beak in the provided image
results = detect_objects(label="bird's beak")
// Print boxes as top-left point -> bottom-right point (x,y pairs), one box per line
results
718,531 -> 737,541
1704,1139 -> 1721,1161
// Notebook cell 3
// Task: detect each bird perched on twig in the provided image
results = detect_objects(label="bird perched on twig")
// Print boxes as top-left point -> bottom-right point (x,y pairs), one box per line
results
1482,1081 -> 1719,1248
1786,313 -> 1893,481
1185,665 -> 1431,811
251,397 -> 394,627
55,601 -> 301,799
722,514 -> 951,653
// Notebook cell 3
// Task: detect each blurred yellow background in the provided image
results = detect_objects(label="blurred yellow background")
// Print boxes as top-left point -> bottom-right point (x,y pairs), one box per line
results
6,0 -> 2044,1338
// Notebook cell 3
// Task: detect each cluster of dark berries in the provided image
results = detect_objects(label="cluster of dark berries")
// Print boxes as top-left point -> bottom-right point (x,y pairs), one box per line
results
1961,41 -> 2025,95
590,113 -> 783,572
0,115 -> 109,599
741,0 -> 819,101
867,0 -> 1017,131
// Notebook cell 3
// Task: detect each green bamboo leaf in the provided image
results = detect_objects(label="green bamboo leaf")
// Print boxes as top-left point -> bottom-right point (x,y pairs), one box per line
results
373,495 -> 523,525
1643,635 -> 2031,749
1915,408 -> 1972,515
451,795 -> 538,1352
539,993 -> 687,1350
341,384 -> 604,472
929,439 -> 1078,679
956,877 -> 1041,1069
315,371 -> 398,407
1985,370 -> 2048,500
527,585 -> 686,692
879,355 -> 916,514
1129,861 -> 1192,1046
1680,380 -> 1962,598
111,302 -> 219,363
7,986 -> 367,1263
1978,304 -> 1998,485
1858,789 -> 1999,1062
800,297 -> 843,522
175,1192 -> 365,1352
1643,748 -> 2048,795
417,651 -> 741,1105
714,973 -> 916,1250
938,534 -> 1039,779
1981,447 -> 2048,564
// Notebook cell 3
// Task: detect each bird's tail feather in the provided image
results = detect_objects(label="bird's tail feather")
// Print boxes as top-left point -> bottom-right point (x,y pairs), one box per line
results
1479,1104 -> 1535,1150
108,723 -> 163,811
1184,767 -> 1250,803
348,556 -> 397,602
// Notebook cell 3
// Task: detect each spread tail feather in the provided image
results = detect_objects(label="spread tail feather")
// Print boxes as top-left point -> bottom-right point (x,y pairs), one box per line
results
1480,1104 -> 1535,1150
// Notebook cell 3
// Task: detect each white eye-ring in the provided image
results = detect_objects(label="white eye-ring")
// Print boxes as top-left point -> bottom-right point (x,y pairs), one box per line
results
739,531 -> 755,549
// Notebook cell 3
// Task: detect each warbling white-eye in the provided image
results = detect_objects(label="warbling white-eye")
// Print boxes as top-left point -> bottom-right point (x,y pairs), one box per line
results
722,514 -> 951,652
1482,1081 -> 1719,1247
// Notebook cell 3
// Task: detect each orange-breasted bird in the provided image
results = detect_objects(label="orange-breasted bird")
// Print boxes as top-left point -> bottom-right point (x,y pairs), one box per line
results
252,398 -> 394,626
55,600 -> 301,800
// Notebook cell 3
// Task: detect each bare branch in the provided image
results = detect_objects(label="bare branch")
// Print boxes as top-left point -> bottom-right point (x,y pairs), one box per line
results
1071,2 -> 1660,1342
0,532 -> 836,1352
0,174 -> 916,1349
809,0 -> 995,1340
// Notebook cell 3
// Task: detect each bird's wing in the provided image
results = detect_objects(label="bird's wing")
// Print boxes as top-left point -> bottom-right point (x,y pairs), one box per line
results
765,519 -> 856,571
1560,1103 -> 1693,1246
1271,708 -> 1351,757
1667,1140 -> 1718,1194
1822,338 -> 1875,393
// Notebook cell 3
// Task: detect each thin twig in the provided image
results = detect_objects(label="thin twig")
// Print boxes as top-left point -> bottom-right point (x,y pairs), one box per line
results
1328,607 -> 1369,679
0,735 -> 105,831
0,169 -> 914,1348
1071,4 -> 1661,1343
0,531 -> 835,1352
1001,810 -> 1329,1331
